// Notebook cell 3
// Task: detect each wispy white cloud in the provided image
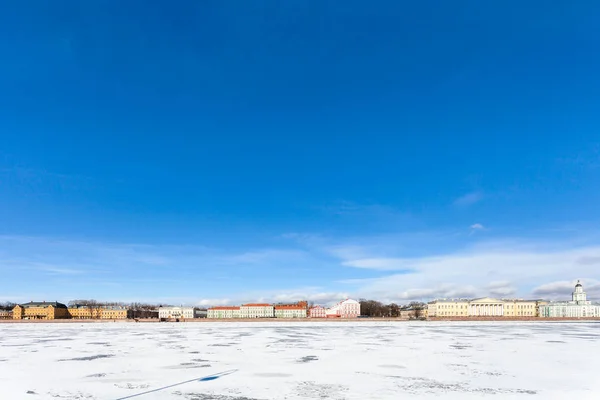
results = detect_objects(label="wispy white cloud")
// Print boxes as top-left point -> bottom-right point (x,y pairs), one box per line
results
196,298 -> 233,307
2,231 -> 600,306
314,201 -> 420,231
453,191 -> 483,207
331,237 -> 600,301
196,290 -> 349,308
486,281 -> 517,297
532,279 -> 600,299
37,266 -> 86,275
469,223 -> 486,236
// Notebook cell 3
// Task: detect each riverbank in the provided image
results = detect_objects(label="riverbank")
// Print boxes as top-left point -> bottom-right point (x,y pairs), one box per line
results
2,316 -> 600,323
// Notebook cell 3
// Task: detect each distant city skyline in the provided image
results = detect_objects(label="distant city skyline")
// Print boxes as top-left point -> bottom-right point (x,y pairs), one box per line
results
1,2 -> 600,305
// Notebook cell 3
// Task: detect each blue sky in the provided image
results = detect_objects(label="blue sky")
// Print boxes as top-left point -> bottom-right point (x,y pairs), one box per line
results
1,1 -> 600,305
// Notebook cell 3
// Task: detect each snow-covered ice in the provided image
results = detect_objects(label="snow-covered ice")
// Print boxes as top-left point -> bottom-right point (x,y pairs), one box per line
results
1,321 -> 599,399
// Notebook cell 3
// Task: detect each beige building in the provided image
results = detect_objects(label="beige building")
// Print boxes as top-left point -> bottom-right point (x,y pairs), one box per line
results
207,306 -> 241,319
240,303 -> 275,318
13,302 -> 70,320
158,306 -> 198,320
274,305 -> 307,318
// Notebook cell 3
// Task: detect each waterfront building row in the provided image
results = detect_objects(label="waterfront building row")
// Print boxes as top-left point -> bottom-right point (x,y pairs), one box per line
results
428,298 -> 546,318
207,299 -> 360,319
158,306 -> 207,321
309,299 -> 361,318
538,281 -> 600,318
11,302 -> 129,320
428,281 -> 600,318
207,302 -> 307,319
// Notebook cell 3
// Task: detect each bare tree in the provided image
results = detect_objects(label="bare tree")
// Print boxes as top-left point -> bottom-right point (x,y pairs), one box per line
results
388,303 -> 400,318
408,301 -> 425,319
128,302 -> 160,319
86,299 -> 101,319
0,302 -> 15,311
68,299 -> 105,319
360,299 -> 394,317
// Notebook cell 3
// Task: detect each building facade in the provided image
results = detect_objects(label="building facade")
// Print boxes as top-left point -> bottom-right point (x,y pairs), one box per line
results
0,309 -> 12,320
100,306 -> 128,319
13,302 -> 70,320
158,306 -> 197,320
309,305 -> 327,318
503,300 -> 538,317
274,305 -> 307,318
207,306 -> 241,319
469,298 -> 506,316
68,305 -> 128,319
429,298 -> 544,318
399,305 -> 428,319
539,281 -> 600,318
240,303 -> 275,318
69,305 -> 103,319
427,300 -> 470,317
308,299 -> 361,318
325,299 -> 361,318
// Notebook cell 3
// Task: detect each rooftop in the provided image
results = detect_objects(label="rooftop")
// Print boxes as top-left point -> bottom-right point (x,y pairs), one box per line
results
209,306 -> 240,310
242,303 -> 272,307
18,301 -> 68,309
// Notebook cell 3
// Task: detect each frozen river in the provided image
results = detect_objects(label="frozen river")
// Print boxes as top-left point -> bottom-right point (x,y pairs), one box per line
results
1,321 -> 599,399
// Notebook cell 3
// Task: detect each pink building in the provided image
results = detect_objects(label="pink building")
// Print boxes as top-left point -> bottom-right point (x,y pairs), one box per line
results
309,305 -> 327,318
310,299 -> 361,318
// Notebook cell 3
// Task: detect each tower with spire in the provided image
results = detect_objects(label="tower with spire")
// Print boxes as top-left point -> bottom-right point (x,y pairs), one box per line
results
538,279 -> 600,318
572,280 -> 589,305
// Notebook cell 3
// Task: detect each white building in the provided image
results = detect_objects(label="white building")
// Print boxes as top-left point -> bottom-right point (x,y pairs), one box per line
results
240,303 -> 275,318
158,306 -> 197,320
539,281 -> 600,318
207,306 -> 241,319
324,299 -> 361,318
274,305 -> 307,318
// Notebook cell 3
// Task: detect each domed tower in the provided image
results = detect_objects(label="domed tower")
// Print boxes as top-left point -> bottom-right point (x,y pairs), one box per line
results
572,280 -> 587,304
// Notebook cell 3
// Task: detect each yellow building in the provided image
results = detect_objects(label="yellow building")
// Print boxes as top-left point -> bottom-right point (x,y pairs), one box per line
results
427,300 -> 470,317
429,298 -> 548,318
68,305 -> 129,319
69,305 -> 103,319
0,309 -> 12,320
101,306 -> 128,319
13,302 -> 70,320
503,300 -> 538,317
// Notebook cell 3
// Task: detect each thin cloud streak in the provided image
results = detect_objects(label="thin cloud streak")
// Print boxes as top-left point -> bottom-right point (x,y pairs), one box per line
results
453,191 -> 483,207
2,232 -> 600,305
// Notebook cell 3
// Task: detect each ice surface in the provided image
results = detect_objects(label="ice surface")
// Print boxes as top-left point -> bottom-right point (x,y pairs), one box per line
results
1,321 -> 599,399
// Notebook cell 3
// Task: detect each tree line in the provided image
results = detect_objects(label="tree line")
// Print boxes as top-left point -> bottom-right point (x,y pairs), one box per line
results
0,300 -> 194,318
3,299 -> 426,319
359,299 -> 426,318
0,302 -> 16,311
